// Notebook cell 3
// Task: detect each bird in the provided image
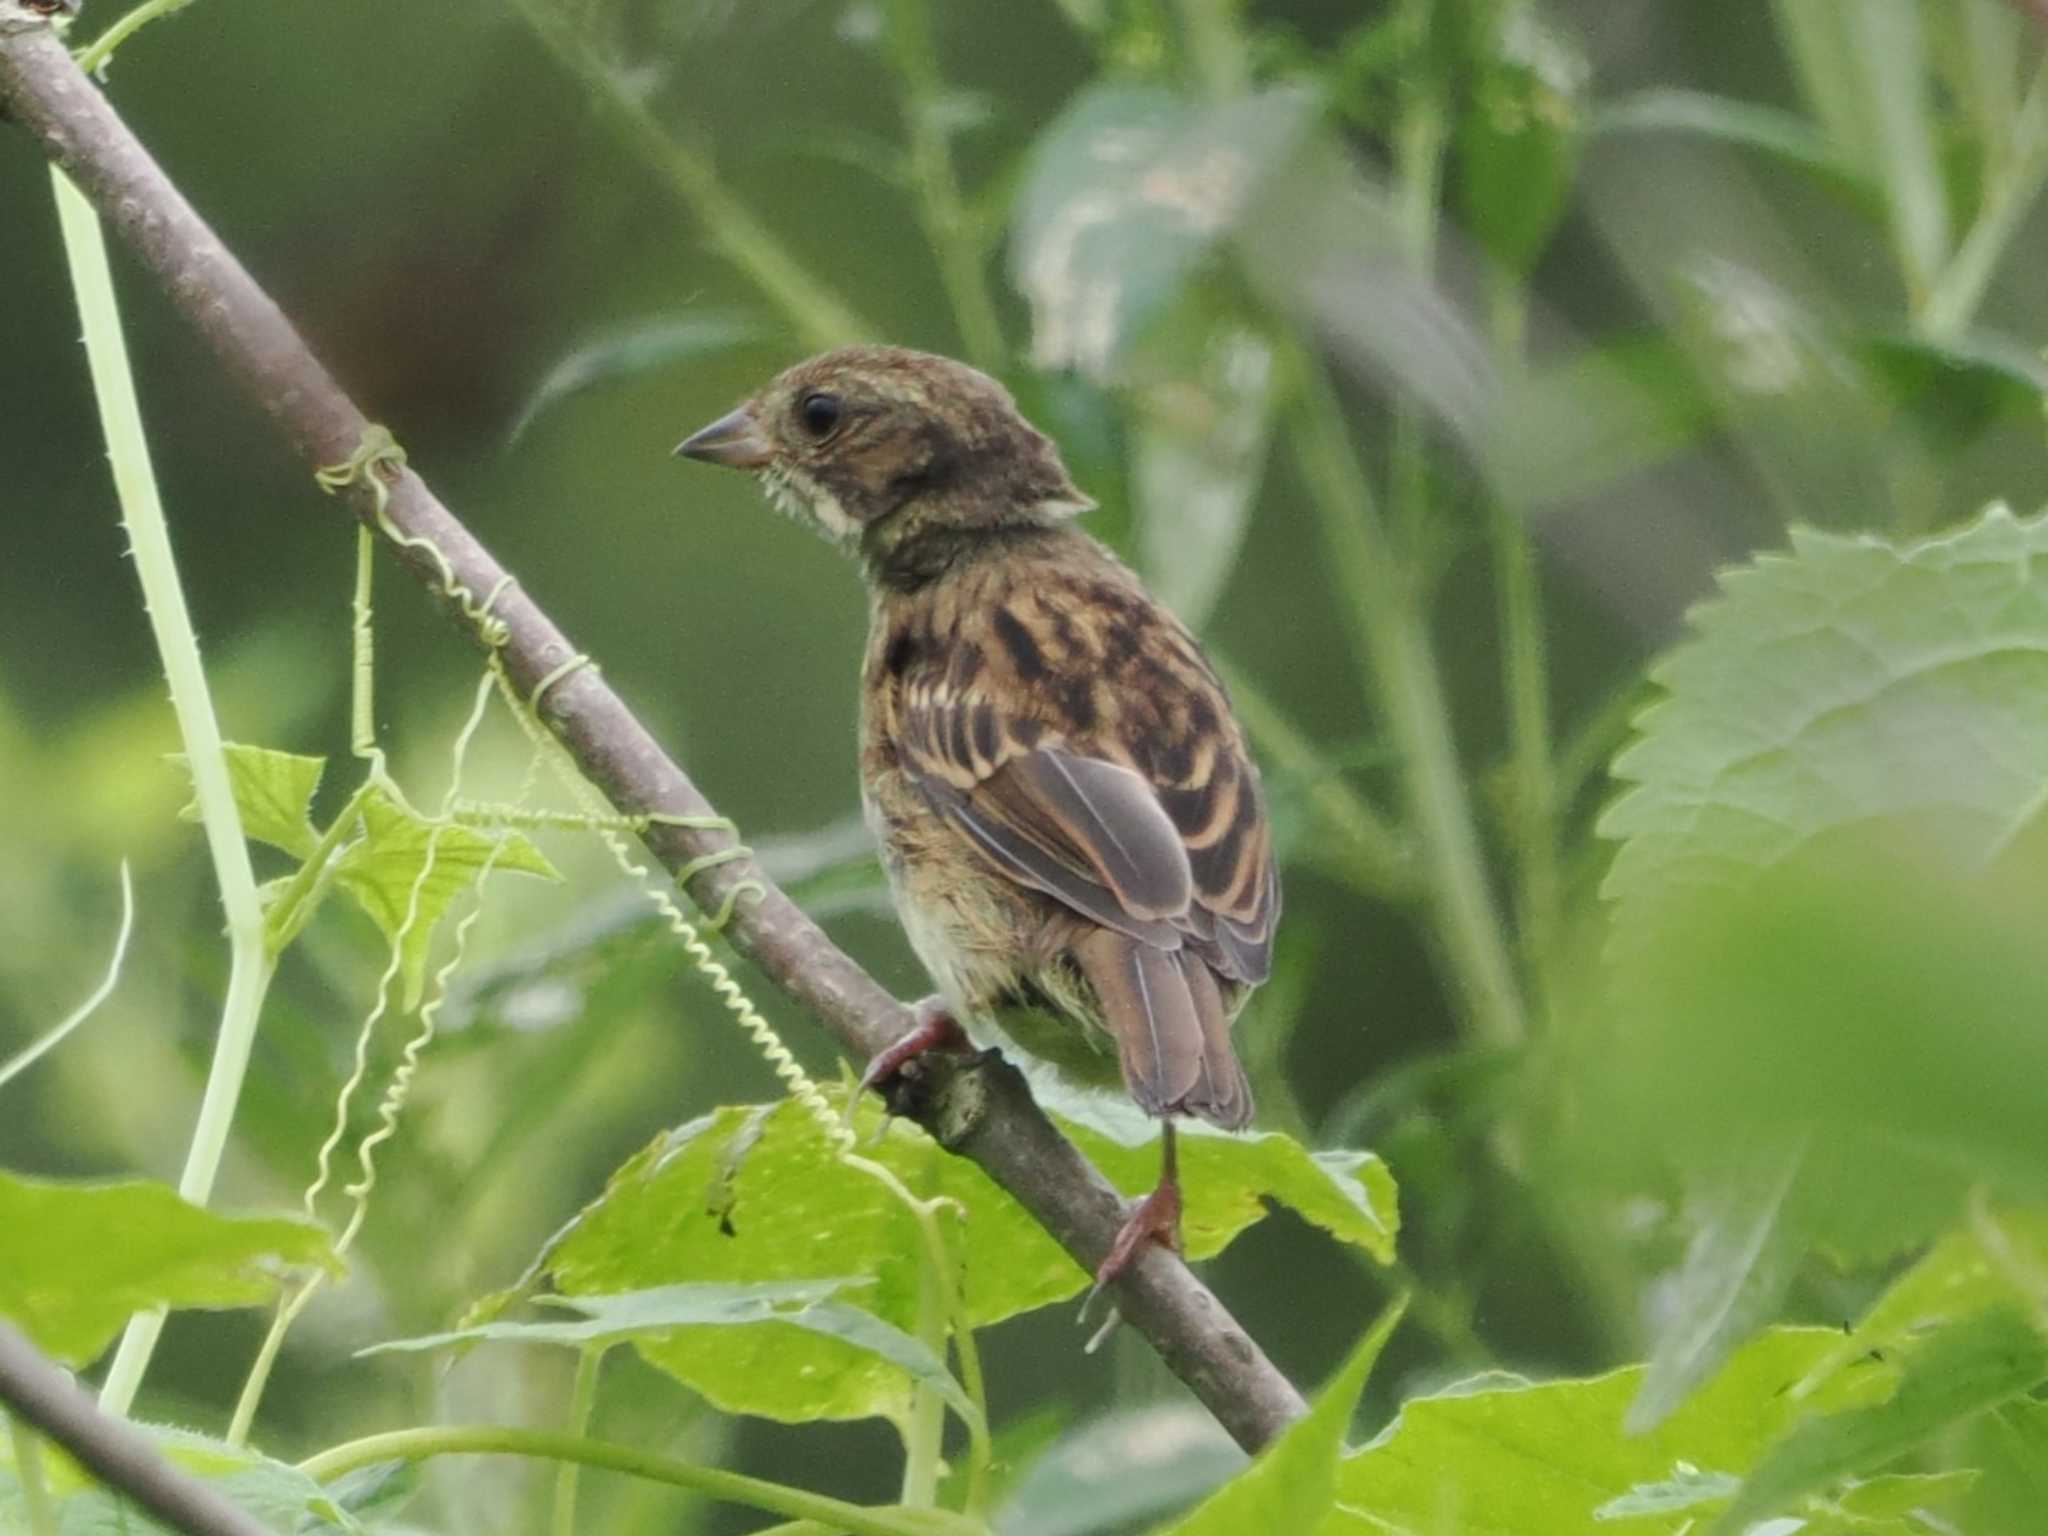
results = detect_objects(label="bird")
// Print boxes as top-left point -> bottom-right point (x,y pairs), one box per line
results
674,345 -> 1279,1292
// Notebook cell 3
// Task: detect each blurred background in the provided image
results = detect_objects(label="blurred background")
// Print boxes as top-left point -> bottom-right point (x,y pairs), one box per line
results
5,1 -> 2048,1531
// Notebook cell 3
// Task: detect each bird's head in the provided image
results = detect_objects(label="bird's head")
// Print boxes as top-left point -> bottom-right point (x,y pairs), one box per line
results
675,346 -> 1093,581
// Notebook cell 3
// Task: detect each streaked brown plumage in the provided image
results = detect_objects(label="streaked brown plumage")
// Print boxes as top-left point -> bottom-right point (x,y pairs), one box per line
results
676,345 -> 1279,1282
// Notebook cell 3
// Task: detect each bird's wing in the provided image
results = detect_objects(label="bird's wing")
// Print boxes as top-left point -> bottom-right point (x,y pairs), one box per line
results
895,583 -> 1277,976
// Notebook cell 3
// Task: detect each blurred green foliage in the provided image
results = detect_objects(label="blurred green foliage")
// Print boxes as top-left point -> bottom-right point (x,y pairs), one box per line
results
7,0 -> 2048,1532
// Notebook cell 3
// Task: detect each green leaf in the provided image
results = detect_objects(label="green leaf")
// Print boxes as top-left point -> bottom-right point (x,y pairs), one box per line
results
1011,83 -> 1319,379
0,1424 -> 356,1534
1454,3 -> 1589,273
1790,1207 -> 2048,1405
362,1279 -> 973,1421
496,1090 -> 1394,1423
1858,332 -> 2048,449
1623,1146 -> 1806,1433
1153,1299 -> 1404,1535
334,785 -> 560,1010
0,1169 -> 336,1367
1596,506 -> 2048,1403
178,742 -> 325,858
509,309 -> 763,443
1714,1310 -> 2048,1533
1486,334 -> 1716,510
1594,89 -> 1877,211
995,1405 -> 1243,1536
1961,1397 -> 2048,1534
1130,326 -> 1276,631
1322,1328 -> 1893,1534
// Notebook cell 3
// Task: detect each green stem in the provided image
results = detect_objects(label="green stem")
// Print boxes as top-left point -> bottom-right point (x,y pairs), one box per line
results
554,1347 -> 606,1536
73,0 -> 196,75
1174,0 -> 1247,99
899,1271 -> 945,1509
1211,657 -> 1413,899
262,781 -> 374,954
1289,345 -> 1525,1050
1485,274 -> 1560,1013
505,0 -> 871,350
8,1418 -> 58,1536
226,1268 -> 326,1447
51,166 -> 278,1418
886,0 -> 1006,370
1919,55 -> 2048,339
298,1426 -> 984,1536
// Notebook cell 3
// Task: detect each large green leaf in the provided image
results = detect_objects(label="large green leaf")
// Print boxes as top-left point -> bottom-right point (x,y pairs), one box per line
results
1320,1328 -> 1894,1534
1715,1310 -> 2048,1533
1594,506 -> 2048,1414
362,1279 -> 972,1420
0,1424 -> 354,1534
1152,1301 -> 1404,1536
334,785 -> 560,1009
494,1090 -> 1394,1424
1603,505 -> 2048,946
994,1405 -> 1242,1536
1011,83 -> 1319,379
0,1170 -> 336,1367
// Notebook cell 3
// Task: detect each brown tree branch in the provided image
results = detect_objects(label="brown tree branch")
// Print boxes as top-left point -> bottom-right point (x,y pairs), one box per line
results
0,1322 -> 273,1536
0,15 -> 1308,1452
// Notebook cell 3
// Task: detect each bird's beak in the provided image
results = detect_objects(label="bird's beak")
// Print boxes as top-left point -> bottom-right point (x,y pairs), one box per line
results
674,406 -> 773,470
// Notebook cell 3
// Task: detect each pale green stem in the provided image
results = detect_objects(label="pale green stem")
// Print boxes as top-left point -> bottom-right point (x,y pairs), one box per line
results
1289,346 -> 1525,1050
0,862 -> 133,1091
74,0 -> 196,75
8,1418 -> 58,1536
1174,0 -> 1247,99
1919,55 -> 2048,339
52,167 -> 277,1418
298,1426 -> 985,1536
1211,657 -> 1413,899
898,1267 -> 946,1510
1485,273 -> 1560,1014
225,1272 -> 321,1447
885,0 -> 1006,370
506,0 -> 870,350
553,1347 -> 606,1536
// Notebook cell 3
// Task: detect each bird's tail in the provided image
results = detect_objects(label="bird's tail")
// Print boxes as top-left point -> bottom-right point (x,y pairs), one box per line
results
1074,930 -> 1253,1132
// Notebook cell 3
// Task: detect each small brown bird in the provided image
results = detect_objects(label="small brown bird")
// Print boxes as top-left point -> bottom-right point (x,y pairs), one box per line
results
676,346 -> 1278,1289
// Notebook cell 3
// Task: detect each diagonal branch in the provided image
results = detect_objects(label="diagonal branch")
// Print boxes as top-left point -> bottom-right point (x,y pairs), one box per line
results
0,16 -> 1307,1452
0,1321 -> 273,1536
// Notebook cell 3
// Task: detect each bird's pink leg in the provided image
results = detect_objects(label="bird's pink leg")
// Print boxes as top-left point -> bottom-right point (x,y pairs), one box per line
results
1092,1120 -> 1183,1292
857,995 -> 970,1097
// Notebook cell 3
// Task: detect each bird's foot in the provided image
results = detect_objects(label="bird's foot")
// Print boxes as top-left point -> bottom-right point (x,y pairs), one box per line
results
1077,1174 -> 1183,1349
856,996 -> 970,1106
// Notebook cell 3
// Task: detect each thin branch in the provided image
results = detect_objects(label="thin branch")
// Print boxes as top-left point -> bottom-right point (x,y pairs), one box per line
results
0,18 -> 1307,1452
0,1321 -> 274,1536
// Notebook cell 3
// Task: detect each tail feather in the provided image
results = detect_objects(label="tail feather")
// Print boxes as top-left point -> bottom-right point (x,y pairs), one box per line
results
1074,930 -> 1253,1131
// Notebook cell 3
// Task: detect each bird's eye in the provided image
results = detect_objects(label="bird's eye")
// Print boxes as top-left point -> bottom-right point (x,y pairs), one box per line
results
798,392 -> 843,439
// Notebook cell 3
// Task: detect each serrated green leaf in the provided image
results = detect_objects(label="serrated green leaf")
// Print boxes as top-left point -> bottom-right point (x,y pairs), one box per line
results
334,786 -> 560,1010
505,1090 -> 1394,1424
1011,83 -> 1319,378
1321,1328 -> 1894,1535
178,742 -> 325,858
0,1424 -> 355,1534
0,1169 -> 335,1366
1593,507 -> 2048,1401
1153,1299 -> 1403,1536
1714,1310 -> 2048,1534
361,1279 -> 972,1421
